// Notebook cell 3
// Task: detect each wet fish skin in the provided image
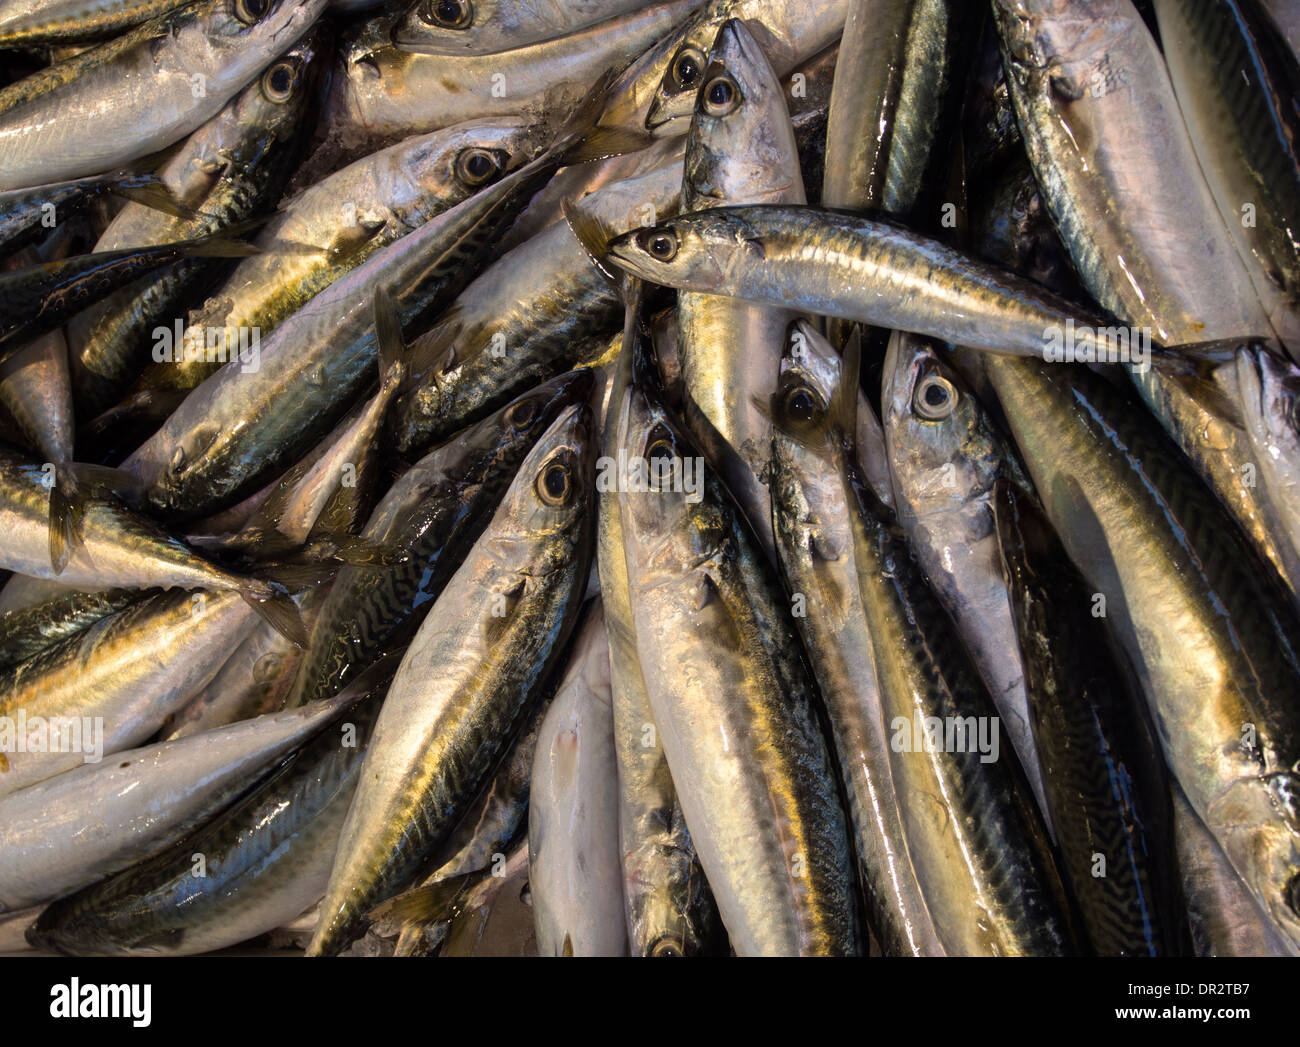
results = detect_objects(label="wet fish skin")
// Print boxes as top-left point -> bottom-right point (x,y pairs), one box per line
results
995,480 -> 1187,956
0,0 -> 192,49
672,17 -> 804,565
108,117 -> 538,430
0,0 -> 329,191
0,588 -> 256,798
992,0 -> 1273,345
0,586 -> 148,670
768,322 -> 945,956
322,0 -> 703,159
388,157 -> 681,456
1172,781 -> 1298,956
529,600 -> 627,956
598,313 -> 716,958
308,404 -> 595,955
392,0 -> 649,56
0,689 -> 358,910
984,351 -> 1300,951
70,29 -> 327,417
287,369 -> 593,708
1153,0 -> 1300,346
1237,343 -> 1300,589
123,143 -> 570,521
882,331 -> 1051,832
605,204 -> 1110,357
618,328 -> 859,956
27,678 -> 392,956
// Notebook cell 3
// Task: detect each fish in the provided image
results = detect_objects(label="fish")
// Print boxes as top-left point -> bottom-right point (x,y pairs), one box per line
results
603,204 -> 1113,357
669,17 -> 805,563
0,442 -> 307,643
768,323 -> 945,956
393,0 -> 651,57
100,116 -> 539,432
0,0 -> 193,49
0,587 -> 258,797
68,29 -> 326,417
984,351 -> 1300,951
994,479 -> 1187,955
0,0 -> 328,191
308,404 -> 595,955
0,689 -> 360,910
881,330 -> 1051,831
388,153 -> 681,456
123,85 -> 615,519
992,0 -> 1274,346
528,600 -> 627,956
0,585 -> 148,669
597,298 -> 717,957
27,662 -> 397,956
286,369 -> 593,708
319,0 -> 701,160
616,316 -> 859,956
1153,0 -> 1300,348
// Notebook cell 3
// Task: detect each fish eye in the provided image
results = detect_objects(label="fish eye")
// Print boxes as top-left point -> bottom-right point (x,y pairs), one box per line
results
454,147 -> 501,187
649,938 -> 683,957
644,426 -> 679,488
260,60 -> 297,102
913,374 -> 958,421
701,74 -> 740,116
637,227 -> 678,262
670,47 -> 705,92
234,0 -> 270,25
420,0 -> 472,29
537,460 -> 572,506
784,384 -> 822,423
505,398 -> 536,430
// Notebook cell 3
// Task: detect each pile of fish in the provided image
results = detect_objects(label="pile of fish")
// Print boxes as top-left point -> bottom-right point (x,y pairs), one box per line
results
0,0 -> 1298,958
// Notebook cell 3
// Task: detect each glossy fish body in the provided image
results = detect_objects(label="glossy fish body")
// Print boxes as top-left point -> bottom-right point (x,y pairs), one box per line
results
529,601 -> 627,956
882,331 -> 1050,830
769,323 -> 944,956
389,157 -> 681,455
322,1 -> 702,157
0,586 -> 146,669
0,588 -> 256,797
393,0 -> 649,56
113,117 -> 536,425
288,371 -> 592,708
606,205 -> 1108,357
308,405 -> 594,955
69,32 -> 325,416
0,691 -> 355,910
995,481 -> 1186,955
28,683 -> 390,956
985,352 -> 1300,951
0,0 -> 191,48
993,0 -> 1273,345
674,18 -> 804,563
617,332 -> 859,956
0,0 -> 328,191
124,148 -> 566,520
1154,0 -> 1300,346
598,326 -> 714,957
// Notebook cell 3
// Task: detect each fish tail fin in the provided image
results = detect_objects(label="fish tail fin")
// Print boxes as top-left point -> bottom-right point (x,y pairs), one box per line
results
46,469 -> 84,575
239,587 -> 309,649
372,285 -> 408,395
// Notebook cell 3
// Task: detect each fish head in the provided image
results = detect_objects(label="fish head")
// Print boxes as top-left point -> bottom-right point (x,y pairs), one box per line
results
1236,344 -> 1300,459
489,403 -> 595,550
404,117 -> 533,204
643,2 -> 741,136
769,318 -> 854,565
605,209 -> 761,293
882,331 -> 1003,521
681,19 -> 804,209
392,0 -> 481,53
204,0 -> 329,50
222,24 -> 328,147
